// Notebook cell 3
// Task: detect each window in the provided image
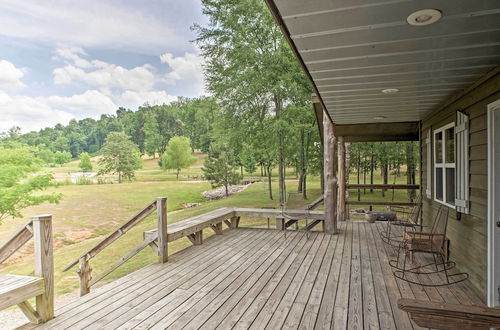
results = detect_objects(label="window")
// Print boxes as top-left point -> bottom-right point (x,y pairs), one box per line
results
434,123 -> 455,208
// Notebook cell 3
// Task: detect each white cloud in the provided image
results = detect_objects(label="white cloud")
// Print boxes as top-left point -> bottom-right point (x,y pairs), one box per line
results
0,0 -> 186,55
0,91 -> 74,133
0,60 -> 26,89
120,90 -> 177,108
160,52 -> 205,95
45,90 -> 117,116
0,90 -> 117,133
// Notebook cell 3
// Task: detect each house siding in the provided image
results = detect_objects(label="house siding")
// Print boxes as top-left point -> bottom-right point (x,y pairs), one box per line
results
421,67 -> 500,301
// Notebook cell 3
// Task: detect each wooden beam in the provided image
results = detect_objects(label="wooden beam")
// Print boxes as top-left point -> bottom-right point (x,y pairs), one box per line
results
335,122 -> 419,142
156,197 -> 168,264
323,110 -> 338,234
32,215 -> 54,322
230,216 -> 240,229
338,136 -> 347,222
302,219 -> 322,232
187,230 -> 203,245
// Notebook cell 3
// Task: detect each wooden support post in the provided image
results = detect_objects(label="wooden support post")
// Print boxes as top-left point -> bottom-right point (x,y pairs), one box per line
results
338,136 -> 347,222
18,301 -> 41,324
323,112 -> 338,234
32,215 -> 54,322
188,230 -> 203,245
77,257 -> 91,296
223,219 -> 232,228
210,222 -> 223,235
156,197 -> 168,263
276,217 -> 284,230
230,216 -> 240,229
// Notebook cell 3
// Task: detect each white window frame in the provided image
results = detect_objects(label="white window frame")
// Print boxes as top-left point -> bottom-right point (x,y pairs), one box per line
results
433,122 -> 456,208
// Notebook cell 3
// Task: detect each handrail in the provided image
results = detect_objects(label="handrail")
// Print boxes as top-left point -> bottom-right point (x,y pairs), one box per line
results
347,184 -> 420,190
62,200 -> 158,272
63,197 -> 167,296
0,218 -> 34,264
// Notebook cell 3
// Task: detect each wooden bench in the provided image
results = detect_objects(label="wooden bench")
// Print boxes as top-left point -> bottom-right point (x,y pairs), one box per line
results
144,207 -> 237,245
398,298 -> 500,329
0,215 -> 54,324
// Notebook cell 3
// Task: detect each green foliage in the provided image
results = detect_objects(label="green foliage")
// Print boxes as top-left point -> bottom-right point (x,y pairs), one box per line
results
143,112 -> 162,158
0,145 -> 61,222
98,132 -> 142,183
54,151 -> 72,165
160,136 -> 197,179
78,152 -> 93,172
202,146 -> 242,197
37,148 -> 55,164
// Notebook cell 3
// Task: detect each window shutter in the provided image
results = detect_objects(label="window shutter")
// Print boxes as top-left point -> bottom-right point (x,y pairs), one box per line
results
455,111 -> 469,213
425,129 -> 432,199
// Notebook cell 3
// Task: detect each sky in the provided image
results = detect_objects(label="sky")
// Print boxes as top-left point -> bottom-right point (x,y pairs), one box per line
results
0,0 -> 208,133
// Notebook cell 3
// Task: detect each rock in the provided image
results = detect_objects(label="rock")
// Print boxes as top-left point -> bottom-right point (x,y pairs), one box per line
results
202,185 -> 249,200
181,202 -> 201,208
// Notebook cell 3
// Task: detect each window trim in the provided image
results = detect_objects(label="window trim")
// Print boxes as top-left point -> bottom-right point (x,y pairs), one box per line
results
433,122 -> 456,209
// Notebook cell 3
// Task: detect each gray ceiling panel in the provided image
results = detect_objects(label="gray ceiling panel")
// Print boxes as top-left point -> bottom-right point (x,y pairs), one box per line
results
271,0 -> 500,124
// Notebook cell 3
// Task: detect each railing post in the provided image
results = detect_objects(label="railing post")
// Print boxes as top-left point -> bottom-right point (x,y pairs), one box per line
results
77,257 -> 92,296
157,197 -> 168,263
32,215 -> 54,322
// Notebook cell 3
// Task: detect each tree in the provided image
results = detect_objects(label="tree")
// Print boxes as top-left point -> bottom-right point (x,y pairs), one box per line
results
78,152 -> 93,173
160,136 -> 196,179
194,0 -> 312,204
37,149 -> 55,165
54,151 -> 72,165
0,145 -> 61,223
143,113 -> 162,158
202,146 -> 242,197
98,132 -> 142,183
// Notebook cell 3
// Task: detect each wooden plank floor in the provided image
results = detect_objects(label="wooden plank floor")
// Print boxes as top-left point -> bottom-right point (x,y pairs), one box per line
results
22,221 -> 484,330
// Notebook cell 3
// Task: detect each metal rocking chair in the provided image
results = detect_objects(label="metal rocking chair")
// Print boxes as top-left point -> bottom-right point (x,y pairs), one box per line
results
381,195 -> 422,248
389,205 -> 469,287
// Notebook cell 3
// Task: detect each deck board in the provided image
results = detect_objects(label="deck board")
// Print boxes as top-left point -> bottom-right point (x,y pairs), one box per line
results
23,222 -> 485,330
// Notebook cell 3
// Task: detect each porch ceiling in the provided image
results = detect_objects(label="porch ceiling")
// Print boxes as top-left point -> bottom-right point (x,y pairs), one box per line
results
267,0 -> 500,125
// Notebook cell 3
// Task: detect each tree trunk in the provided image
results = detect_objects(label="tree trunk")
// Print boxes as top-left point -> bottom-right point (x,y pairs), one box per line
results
274,94 -> 286,205
381,165 -> 388,197
302,174 -> 307,199
370,153 -> 374,192
224,184 -> 229,197
118,171 -> 122,184
297,128 -> 306,194
357,150 -> 361,201
267,166 -> 273,200
176,169 -> 180,180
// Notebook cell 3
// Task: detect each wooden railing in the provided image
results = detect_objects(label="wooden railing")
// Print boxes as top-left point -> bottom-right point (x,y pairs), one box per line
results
62,197 -> 167,296
0,215 -> 54,323
346,184 -> 420,207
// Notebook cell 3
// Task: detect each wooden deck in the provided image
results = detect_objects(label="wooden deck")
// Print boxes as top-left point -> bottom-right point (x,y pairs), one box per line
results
22,221 -> 483,330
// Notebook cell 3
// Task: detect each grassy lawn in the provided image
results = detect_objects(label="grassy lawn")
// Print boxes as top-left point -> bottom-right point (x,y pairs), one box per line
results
0,154 -> 417,296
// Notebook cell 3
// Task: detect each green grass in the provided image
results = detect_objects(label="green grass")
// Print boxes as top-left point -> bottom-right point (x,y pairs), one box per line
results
0,153 -> 417,296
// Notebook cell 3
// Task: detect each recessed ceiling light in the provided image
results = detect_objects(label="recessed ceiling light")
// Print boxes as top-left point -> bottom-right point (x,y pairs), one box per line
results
373,116 -> 387,120
381,88 -> 399,94
407,9 -> 442,26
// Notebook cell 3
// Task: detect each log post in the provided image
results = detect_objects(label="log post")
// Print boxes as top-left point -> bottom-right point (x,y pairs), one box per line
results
32,215 -> 54,322
338,136 -> 347,221
323,112 -> 338,234
77,257 -> 92,296
156,197 -> 168,263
